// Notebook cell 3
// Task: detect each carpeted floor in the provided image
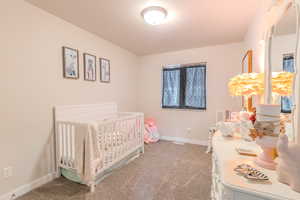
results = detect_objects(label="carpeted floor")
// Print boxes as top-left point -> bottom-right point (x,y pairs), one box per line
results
17,141 -> 212,200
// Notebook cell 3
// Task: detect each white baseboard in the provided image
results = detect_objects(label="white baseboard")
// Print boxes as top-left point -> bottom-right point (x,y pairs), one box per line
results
160,136 -> 208,146
0,173 -> 56,200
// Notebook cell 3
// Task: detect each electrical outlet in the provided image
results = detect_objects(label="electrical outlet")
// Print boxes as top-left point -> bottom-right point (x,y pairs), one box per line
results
187,128 -> 191,134
3,168 -> 9,178
3,167 -> 13,178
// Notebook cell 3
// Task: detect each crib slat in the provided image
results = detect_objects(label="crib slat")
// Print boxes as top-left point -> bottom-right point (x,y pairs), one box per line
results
61,123 -> 66,166
58,123 -> 63,165
64,124 -> 69,166
64,124 -> 68,166
66,124 -> 71,167
71,125 -> 75,168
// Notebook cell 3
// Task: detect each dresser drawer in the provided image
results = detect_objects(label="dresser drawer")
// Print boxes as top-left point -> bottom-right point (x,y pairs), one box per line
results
212,152 -> 220,175
212,173 -> 235,200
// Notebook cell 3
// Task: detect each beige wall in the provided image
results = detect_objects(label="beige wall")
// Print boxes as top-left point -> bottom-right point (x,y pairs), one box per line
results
0,0 -> 139,196
137,43 -> 244,142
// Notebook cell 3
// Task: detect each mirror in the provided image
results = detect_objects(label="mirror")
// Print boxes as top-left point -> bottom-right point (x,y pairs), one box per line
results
270,2 -> 298,141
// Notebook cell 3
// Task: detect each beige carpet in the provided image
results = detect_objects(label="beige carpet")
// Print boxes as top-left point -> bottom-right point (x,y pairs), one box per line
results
17,141 -> 212,200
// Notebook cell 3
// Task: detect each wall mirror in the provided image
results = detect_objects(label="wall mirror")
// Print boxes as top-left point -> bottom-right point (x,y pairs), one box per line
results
265,0 -> 300,142
271,3 -> 297,112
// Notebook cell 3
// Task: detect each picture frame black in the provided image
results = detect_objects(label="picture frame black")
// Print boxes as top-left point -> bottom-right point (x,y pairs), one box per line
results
83,53 -> 97,81
62,46 -> 79,79
99,58 -> 110,83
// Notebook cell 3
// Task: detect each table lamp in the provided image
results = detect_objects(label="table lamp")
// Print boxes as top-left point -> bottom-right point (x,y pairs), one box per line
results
228,73 -> 264,112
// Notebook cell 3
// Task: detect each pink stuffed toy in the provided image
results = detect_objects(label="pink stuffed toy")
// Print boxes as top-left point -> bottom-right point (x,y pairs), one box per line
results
144,118 -> 160,143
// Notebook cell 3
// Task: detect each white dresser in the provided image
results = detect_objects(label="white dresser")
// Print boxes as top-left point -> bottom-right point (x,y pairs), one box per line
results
211,131 -> 300,200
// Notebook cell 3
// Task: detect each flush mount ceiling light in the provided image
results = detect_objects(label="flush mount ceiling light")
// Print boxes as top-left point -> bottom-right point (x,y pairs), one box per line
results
141,6 -> 168,25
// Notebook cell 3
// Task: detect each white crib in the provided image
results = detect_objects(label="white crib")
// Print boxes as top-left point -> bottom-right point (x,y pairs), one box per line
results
54,103 -> 144,192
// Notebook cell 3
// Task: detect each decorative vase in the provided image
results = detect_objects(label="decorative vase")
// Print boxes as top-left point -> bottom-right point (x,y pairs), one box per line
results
239,120 -> 254,141
254,104 -> 281,170
255,136 -> 278,170
216,122 -> 235,137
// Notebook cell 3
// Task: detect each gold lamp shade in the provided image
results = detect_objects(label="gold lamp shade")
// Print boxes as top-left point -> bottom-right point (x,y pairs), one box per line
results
228,72 -> 294,110
228,73 -> 264,97
272,72 -> 294,96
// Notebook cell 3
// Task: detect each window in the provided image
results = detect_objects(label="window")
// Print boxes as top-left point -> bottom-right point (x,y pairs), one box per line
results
162,64 -> 206,110
281,54 -> 294,113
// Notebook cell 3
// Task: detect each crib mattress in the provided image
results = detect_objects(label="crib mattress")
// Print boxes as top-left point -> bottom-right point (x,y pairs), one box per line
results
61,168 -> 82,184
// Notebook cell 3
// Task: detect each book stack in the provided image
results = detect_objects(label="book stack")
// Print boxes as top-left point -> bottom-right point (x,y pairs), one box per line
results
255,104 -> 281,136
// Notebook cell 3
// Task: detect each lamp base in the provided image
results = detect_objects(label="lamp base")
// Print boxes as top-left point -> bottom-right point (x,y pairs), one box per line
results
255,136 -> 278,170
255,147 -> 277,170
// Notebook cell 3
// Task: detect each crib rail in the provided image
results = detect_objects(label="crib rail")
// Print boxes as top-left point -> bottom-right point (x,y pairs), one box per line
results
55,122 -> 77,170
55,112 -> 144,176
55,103 -> 117,121
96,113 -> 144,172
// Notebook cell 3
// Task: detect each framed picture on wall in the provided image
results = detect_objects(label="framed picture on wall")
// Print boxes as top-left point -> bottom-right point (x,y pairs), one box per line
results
100,58 -> 110,83
83,53 -> 97,81
62,46 -> 79,79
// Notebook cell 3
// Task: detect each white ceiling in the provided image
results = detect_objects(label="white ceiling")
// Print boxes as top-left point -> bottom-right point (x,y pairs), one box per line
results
26,0 -> 260,55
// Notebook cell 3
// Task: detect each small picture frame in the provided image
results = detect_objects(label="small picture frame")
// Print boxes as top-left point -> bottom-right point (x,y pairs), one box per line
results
62,47 -> 79,79
83,53 -> 97,81
100,58 -> 110,83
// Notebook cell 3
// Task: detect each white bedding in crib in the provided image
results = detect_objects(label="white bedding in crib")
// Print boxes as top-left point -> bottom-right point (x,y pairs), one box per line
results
73,123 -> 101,185
61,113 -> 140,185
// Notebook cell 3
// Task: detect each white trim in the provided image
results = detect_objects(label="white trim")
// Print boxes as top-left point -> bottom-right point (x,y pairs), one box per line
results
160,136 -> 208,146
0,173 -> 56,200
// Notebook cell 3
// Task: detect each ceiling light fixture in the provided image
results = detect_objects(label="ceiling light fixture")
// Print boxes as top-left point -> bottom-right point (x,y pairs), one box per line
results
141,6 -> 168,25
